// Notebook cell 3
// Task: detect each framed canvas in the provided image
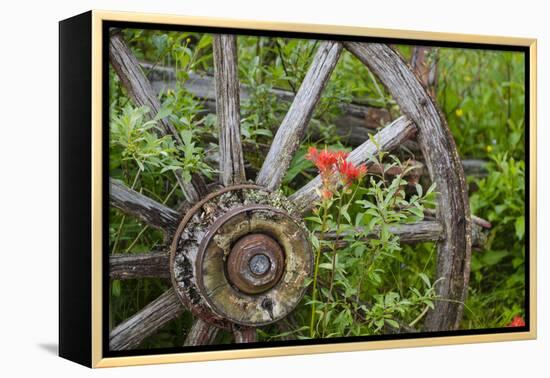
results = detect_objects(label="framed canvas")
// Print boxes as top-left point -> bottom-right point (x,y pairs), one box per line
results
59,10 -> 537,368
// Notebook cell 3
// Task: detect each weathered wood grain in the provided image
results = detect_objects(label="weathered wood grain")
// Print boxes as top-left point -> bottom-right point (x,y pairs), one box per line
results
256,41 -> 343,190
212,35 -> 246,186
233,326 -> 258,343
324,221 -> 443,245
110,251 -> 170,280
109,288 -> 184,350
109,31 -> 203,202
324,220 -> 486,249
345,42 -> 471,331
183,319 -> 219,346
289,116 -> 417,213
110,178 -> 179,232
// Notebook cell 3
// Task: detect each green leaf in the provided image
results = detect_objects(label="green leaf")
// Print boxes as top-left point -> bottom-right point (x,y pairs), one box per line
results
515,216 -> 525,240
111,280 -> 121,297
154,105 -> 172,120
385,319 -> 400,329
418,273 -> 431,287
408,206 -> 424,219
197,34 -> 213,49
415,183 -> 423,197
180,129 -> 193,146
136,159 -> 145,172
304,216 -> 322,224
252,128 -> 273,137
482,250 -> 508,266
283,147 -> 313,184
341,205 -> 351,224
310,235 -> 320,250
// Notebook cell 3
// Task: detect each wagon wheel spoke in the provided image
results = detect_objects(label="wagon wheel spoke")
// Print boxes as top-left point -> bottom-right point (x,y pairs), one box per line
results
183,319 -> 220,346
233,326 -> 258,343
322,221 -> 443,247
109,288 -> 184,351
110,251 -> 170,280
290,116 -> 417,213
109,30 -> 205,202
212,34 -> 246,186
110,178 -> 179,232
256,41 -> 343,191
321,219 -> 486,251
344,42 -> 471,331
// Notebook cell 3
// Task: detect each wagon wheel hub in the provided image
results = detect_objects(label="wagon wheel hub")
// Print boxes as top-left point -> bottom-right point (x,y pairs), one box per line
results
227,233 -> 285,294
169,185 -> 313,328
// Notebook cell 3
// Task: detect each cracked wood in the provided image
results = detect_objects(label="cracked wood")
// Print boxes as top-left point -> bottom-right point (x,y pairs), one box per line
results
213,34 -> 246,186
110,251 -> 170,280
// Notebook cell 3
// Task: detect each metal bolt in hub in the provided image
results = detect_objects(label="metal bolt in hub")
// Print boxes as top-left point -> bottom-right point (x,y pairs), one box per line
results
249,254 -> 270,276
226,233 -> 285,295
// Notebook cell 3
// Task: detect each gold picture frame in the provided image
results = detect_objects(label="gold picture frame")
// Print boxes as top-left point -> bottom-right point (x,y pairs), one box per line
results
59,9 -> 537,368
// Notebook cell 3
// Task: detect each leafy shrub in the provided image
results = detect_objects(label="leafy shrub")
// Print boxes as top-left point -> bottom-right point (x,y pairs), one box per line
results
464,154 -> 525,327
300,147 -> 439,338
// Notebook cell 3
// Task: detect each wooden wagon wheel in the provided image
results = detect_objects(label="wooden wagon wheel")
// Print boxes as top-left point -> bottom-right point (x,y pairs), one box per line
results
108,31 -> 471,351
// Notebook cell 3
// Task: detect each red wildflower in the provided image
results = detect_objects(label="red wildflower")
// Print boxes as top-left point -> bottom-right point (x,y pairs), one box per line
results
338,160 -> 367,186
305,146 -> 319,163
334,150 -> 349,162
306,146 -> 365,199
320,188 -> 333,200
306,147 -> 347,177
507,316 -> 525,327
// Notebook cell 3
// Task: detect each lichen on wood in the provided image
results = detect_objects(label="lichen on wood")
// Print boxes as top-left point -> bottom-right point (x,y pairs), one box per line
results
169,186 -> 312,328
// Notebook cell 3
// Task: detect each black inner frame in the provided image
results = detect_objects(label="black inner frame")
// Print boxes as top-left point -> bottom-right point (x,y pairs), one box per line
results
102,20 -> 531,359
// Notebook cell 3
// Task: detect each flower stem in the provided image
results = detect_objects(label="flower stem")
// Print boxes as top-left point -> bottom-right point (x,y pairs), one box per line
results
310,201 -> 328,338
408,304 -> 431,328
325,194 -> 343,307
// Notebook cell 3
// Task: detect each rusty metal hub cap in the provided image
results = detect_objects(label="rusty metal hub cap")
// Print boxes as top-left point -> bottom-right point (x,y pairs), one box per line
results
169,185 -> 313,328
227,233 -> 285,294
